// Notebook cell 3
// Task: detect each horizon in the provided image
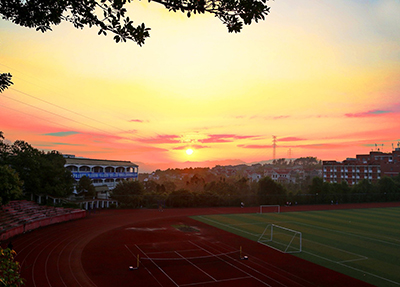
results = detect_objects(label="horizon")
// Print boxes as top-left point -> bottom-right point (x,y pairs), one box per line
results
1,0 -> 400,174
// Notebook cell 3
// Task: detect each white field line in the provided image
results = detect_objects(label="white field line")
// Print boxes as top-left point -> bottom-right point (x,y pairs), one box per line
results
296,221 -> 400,247
174,251 -> 217,282
302,249 -> 400,286
217,240 -> 314,287
286,221 -> 400,286
197,216 -> 260,237
134,244 -> 180,287
301,237 -> 368,263
189,241 -> 273,287
180,276 -> 252,287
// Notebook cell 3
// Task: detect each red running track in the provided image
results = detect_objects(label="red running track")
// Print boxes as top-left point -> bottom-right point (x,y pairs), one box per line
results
7,202 -> 399,287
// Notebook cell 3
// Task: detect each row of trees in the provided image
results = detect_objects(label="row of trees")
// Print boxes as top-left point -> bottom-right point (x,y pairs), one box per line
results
113,174 -> 400,208
272,157 -> 322,167
0,132 -> 74,205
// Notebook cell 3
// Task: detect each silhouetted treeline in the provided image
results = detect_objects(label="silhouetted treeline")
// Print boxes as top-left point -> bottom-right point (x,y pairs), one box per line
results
112,174 -> 400,208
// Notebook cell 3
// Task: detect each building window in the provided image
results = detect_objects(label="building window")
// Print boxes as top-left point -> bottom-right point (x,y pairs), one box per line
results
93,166 -> 104,173
105,167 -> 115,172
66,165 -> 78,172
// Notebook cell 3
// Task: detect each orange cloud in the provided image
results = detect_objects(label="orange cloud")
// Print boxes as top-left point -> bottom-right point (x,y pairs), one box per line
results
199,134 -> 258,143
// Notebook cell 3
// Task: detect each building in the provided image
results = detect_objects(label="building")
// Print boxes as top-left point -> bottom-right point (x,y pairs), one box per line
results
64,155 -> 139,192
323,148 -> 400,185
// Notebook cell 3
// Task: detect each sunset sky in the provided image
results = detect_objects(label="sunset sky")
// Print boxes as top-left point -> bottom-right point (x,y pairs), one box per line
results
1,0 -> 400,173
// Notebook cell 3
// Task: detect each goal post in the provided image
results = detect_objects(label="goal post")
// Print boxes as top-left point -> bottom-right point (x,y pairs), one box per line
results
258,224 -> 302,253
259,205 -> 280,214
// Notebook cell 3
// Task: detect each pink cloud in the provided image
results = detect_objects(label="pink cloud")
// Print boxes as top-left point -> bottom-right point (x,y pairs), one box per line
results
278,137 -> 305,142
129,119 -> 148,123
238,144 -> 272,149
345,110 -> 391,118
273,115 -> 290,120
136,134 -> 181,144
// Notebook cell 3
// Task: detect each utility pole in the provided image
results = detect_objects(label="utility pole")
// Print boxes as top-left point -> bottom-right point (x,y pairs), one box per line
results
272,136 -> 277,160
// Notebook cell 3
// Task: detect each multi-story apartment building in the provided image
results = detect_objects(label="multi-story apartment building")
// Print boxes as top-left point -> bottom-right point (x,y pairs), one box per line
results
323,148 -> 400,185
64,155 -> 139,191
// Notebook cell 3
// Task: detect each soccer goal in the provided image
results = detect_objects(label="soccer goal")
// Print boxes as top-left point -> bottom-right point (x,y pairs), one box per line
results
259,205 -> 280,214
258,224 -> 302,253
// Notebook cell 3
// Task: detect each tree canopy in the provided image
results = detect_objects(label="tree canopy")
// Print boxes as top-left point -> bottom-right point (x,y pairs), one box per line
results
1,0 -> 271,42
257,176 -> 287,205
0,132 -> 74,199
76,175 -> 96,198
112,180 -> 144,207
0,165 -> 24,205
0,0 -> 271,91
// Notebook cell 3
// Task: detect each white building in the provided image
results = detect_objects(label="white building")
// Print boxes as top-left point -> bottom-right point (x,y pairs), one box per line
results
64,155 -> 139,191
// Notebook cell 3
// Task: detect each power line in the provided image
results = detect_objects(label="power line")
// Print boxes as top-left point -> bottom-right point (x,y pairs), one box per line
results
1,93 -> 113,135
1,104 -> 78,132
1,63 -> 148,134
10,88 -> 128,133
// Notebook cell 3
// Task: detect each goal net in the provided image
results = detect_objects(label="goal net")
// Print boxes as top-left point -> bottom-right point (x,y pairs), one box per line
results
258,224 -> 302,253
259,205 -> 280,214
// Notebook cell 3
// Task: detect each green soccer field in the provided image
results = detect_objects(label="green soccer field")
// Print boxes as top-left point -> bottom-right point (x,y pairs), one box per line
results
192,207 -> 400,287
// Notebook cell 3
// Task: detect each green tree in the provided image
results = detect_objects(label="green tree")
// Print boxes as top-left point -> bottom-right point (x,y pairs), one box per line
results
0,133 -> 74,198
186,174 -> 205,193
142,179 -> 159,193
167,188 -> 194,207
352,179 -> 377,202
76,175 -> 96,199
293,157 -> 320,167
196,190 -> 221,207
337,180 -> 351,203
112,180 -> 143,208
0,165 -> 24,206
257,176 -> 287,205
38,150 -> 75,197
162,180 -> 177,193
0,247 -> 25,286
377,176 -> 399,201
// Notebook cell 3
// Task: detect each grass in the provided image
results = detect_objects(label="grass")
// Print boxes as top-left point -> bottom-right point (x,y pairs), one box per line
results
192,207 -> 400,287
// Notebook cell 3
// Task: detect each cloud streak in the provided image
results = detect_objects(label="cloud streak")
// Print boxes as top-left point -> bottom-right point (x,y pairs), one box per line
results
199,134 -> 258,143
44,131 -> 80,137
136,134 -> 181,144
345,110 -> 391,118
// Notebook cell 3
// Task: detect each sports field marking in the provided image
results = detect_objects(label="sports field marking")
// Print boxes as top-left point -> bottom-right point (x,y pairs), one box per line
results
301,249 -> 400,286
194,208 -> 400,287
134,244 -> 180,287
296,221 -> 400,247
189,241 -> 274,287
216,240 -> 315,287
301,237 -> 368,263
197,240 -> 302,287
180,276 -> 252,287
175,251 -> 217,282
128,241 -> 267,287
197,216 -> 260,237
264,219 -> 399,286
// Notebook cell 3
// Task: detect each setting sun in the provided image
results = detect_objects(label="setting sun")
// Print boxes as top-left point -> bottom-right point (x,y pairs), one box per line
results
186,148 -> 194,155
